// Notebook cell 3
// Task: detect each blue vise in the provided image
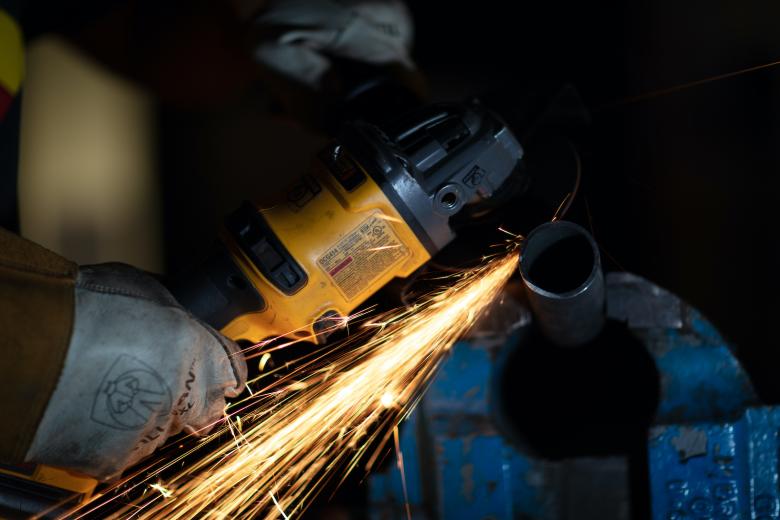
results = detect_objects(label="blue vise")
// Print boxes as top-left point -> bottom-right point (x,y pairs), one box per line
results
369,221 -> 767,520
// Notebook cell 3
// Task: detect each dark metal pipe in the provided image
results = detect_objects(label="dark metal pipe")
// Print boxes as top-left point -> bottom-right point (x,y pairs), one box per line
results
519,220 -> 605,347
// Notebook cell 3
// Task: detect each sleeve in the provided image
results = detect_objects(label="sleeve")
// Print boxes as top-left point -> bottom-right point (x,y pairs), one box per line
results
0,227 -> 77,461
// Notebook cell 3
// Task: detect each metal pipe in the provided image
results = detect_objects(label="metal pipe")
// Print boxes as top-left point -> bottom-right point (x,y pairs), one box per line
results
519,220 -> 605,347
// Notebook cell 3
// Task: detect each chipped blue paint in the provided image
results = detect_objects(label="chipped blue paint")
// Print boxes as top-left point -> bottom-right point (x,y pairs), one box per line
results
369,337 -> 551,519
646,308 -> 756,425
368,410 -> 427,519
649,408 -> 780,519
369,281 -> 768,520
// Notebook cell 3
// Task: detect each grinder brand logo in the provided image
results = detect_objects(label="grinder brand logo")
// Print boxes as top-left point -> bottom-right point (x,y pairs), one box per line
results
91,355 -> 172,430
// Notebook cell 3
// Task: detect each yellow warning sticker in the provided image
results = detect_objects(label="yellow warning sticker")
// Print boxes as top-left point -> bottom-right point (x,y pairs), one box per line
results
318,214 -> 410,300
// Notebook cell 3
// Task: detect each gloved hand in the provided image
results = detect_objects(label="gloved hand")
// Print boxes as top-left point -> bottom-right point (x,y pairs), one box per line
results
252,0 -> 414,88
24,263 -> 247,481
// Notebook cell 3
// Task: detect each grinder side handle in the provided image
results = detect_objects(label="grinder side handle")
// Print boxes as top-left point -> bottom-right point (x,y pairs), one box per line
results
168,242 -> 268,338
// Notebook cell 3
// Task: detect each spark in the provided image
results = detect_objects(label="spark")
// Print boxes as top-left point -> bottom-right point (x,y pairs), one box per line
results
148,484 -> 173,499
498,227 -> 523,239
599,58 -> 780,111
259,353 -> 272,372
63,251 -> 518,520
551,140 -> 582,222
367,244 -> 403,252
380,392 -> 395,408
394,427 -> 412,520
373,213 -> 404,223
551,192 -> 573,222
240,307 -> 375,360
270,492 -> 289,520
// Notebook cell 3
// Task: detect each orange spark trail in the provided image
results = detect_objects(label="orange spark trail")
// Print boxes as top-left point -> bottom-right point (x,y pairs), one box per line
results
597,58 -> 780,111
66,252 -> 518,520
393,426 -> 412,520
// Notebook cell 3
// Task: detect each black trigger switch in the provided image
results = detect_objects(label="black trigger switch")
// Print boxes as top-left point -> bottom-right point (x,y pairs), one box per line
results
226,202 -> 308,295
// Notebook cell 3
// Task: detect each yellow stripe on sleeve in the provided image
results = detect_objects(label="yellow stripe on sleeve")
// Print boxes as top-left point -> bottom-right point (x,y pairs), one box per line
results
0,9 -> 24,94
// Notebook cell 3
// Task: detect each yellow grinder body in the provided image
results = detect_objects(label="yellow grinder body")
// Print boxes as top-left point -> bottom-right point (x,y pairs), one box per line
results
221,155 -> 430,344
173,100 -> 524,345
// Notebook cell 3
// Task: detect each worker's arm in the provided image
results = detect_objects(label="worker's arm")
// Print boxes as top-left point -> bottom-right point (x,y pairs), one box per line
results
0,228 -> 246,481
250,0 -> 414,89
0,228 -> 77,463
35,0 -> 415,116
0,0 -> 412,480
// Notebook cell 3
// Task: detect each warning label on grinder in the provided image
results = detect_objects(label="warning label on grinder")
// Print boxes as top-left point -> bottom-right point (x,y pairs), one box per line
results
318,214 -> 410,300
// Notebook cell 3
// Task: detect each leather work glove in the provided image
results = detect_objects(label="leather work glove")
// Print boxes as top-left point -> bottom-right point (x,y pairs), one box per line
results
24,264 -> 247,481
252,0 -> 414,88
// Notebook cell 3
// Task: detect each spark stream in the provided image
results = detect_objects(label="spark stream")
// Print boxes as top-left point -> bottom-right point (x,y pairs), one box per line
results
69,252 -> 518,520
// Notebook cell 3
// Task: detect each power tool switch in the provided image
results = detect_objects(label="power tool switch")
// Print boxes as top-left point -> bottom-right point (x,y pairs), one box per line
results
226,203 -> 308,295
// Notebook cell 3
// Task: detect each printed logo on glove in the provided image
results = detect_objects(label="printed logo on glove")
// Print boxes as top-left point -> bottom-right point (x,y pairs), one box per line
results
91,355 -> 173,431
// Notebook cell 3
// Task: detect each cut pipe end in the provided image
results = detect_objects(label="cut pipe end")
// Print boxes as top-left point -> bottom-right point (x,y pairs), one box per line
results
520,221 -> 605,347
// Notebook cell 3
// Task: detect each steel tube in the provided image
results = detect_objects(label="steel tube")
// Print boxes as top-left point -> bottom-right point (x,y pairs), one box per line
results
519,220 -> 605,347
